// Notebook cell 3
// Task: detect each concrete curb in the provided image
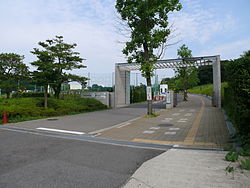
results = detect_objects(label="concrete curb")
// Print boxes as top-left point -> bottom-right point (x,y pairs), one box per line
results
188,92 -> 212,100
221,109 -> 236,136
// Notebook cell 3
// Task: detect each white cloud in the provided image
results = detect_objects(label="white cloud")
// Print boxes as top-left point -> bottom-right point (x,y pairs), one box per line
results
0,0 -> 125,75
0,0 -> 248,86
198,38 -> 250,59
171,0 -> 236,44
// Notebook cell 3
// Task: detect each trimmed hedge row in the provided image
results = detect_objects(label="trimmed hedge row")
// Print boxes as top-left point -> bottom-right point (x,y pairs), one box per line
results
12,92 -> 50,98
224,57 -> 250,138
130,85 -> 146,103
0,97 -> 107,120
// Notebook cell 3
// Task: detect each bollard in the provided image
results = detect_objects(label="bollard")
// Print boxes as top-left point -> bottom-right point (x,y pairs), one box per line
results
2,111 -> 8,124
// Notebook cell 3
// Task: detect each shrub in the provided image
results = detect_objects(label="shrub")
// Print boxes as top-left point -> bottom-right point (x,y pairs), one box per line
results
0,97 -> 107,121
225,152 -> 238,162
224,57 -> 250,137
240,159 -> 250,170
239,148 -> 250,156
12,92 -> 50,98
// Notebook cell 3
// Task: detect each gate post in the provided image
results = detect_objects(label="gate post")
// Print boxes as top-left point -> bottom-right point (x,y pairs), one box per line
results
115,64 -> 130,107
212,55 -> 221,108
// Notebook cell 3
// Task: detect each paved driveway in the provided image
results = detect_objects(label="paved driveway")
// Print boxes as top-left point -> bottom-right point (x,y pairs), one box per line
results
6,101 -> 165,134
0,129 -> 163,188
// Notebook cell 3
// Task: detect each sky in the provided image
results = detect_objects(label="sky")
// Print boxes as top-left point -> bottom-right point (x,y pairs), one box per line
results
0,0 -> 249,86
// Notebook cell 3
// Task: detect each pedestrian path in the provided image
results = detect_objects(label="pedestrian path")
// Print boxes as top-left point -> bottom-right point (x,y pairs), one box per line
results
98,94 -> 230,149
123,149 -> 250,188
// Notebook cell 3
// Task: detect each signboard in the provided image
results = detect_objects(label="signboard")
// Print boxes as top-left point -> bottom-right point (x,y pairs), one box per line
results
146,86 -> 152,100
166,90 -> 171,104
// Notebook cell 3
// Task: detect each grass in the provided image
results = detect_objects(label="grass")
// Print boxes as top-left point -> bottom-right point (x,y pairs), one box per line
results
188,82 -> 228,101
145,112 -> 160,118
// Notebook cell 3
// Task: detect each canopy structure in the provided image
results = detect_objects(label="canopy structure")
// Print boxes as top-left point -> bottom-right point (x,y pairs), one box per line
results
115,55 -> 221,108
117,56 -> 216,71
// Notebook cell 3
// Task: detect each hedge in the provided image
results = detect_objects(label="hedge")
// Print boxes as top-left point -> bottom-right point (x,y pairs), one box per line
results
130,85 -> 146,103
224,57 -> 250,139
0,97 -> 107,120
12,92 -> 50,98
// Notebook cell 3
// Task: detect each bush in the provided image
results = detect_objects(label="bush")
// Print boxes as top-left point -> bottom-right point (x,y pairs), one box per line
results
12,92 -> 50,98
0,97 -> 107,121
239,148 -> 250,156
225,152 -> 239,162
240,159 -> 250,170
130,85 -> 146,103
224,57 -> 250,138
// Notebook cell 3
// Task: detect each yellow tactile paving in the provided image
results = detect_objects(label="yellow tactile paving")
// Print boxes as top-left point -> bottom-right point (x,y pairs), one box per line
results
184,98 -> 205,144
132,138 -> 219,148
98,95 -> 230,149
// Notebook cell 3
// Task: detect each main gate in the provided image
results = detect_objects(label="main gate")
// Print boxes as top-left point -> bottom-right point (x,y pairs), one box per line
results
115,55 -> 221,108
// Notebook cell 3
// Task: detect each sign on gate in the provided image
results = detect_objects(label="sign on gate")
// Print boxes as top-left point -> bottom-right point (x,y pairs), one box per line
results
166,90 -> 171,104
146,86 -> 152,100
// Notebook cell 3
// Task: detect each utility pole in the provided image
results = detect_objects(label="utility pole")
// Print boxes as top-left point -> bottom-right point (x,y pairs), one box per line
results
136,73 -> 138,86
88,72 -> 90,88
111,72 -> 114,87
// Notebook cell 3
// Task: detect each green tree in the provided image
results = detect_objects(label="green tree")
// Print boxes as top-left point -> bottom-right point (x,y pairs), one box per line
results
175,44 -> 199,101
161,77 -> 176,90
0,53 -> 29,98
68,74 -> 88,90
240,50 -> 250,58
116,0 -> 182,114
197,60 -> 229,85
31,36 -> 86,99
31,51 -> 55,108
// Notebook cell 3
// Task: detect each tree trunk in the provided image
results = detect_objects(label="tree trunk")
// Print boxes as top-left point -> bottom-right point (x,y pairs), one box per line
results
6,92 -> 11,99
44,85 -> 48,109
143,42 -> 153,115
183,68 -> 188,101
53,84 -> 61,99
146,74 -> 153,115
183,90 -> 188,101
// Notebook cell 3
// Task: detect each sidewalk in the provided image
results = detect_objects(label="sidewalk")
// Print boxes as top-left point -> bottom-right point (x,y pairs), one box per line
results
98,94 -> 230,149
123,149 -> 250,188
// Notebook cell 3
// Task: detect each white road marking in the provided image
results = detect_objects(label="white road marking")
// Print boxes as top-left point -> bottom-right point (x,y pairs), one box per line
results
164,132 -> 176,135
172,144 -> 179,150
172,113 -> 180,116
179,118 -> 188,121
169,128 -> 180,130
37,127 -> 85,135
178,118 -> 188,122
165,118 -> 173,120
88,117 -> 141,134
184,113 -> 192,116
117,122 -> 131,128
150,127 -> 160,130
92,133 -> 101,137
161,118 -> 173,122
143,130 -> 155,134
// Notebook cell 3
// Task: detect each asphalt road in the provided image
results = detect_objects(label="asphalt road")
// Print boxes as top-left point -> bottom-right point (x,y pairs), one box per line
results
0,129 -> 163,188
8,101 -> 165,134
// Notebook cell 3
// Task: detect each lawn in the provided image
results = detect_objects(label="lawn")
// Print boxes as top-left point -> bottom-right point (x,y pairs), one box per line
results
188,82 -> 228,100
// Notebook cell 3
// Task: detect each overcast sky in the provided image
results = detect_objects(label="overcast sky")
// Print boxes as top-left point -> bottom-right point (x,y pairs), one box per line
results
0,0 -> 249,85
